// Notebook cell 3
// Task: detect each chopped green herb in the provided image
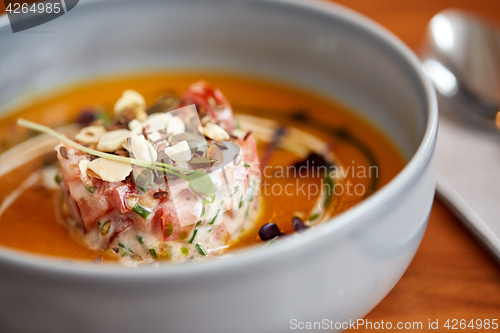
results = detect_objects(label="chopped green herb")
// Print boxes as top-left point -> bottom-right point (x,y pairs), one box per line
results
238,196 -> 243,209
136,234 -> 144,244
181,247 -> 189,256
132,204 -> 151,219
138,186 -> 147,193
244,163 -> 250,168
118,242 -> 133,253
195,243 -> 207,256
149,248 -> 158,259
308,214 -> 320,221
121,251 -> 127,257
196,220 -> 202,227
200,206 -> 205,218
324,173 -> 334,208
54,174 -> 61,185
208,209 -> 221,225
232,185 -> 240,196
85,185 -> 97,194
188,229 -> 198,244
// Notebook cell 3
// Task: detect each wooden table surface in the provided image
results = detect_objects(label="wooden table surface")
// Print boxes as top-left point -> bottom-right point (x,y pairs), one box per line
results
328,0 -> 500,330
1,0 -> 499,331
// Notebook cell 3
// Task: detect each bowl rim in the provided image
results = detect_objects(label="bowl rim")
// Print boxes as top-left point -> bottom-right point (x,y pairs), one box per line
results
0,0 -> 438,279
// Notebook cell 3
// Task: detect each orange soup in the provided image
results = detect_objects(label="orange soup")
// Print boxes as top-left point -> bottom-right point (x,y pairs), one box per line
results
0,73 -> 405,263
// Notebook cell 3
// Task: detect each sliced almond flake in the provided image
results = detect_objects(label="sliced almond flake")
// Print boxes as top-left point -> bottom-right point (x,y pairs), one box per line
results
231,128 -> 246,140
87,158 -> 132,182
74,125 -> 106,144
203,122 -> 230,141
114,90 -> 146,114
200,116 -> 210,125
147,130 -> 162,143
128,119 -> 143,131
78,159 -> 90,175
164,140 -> 192,162
147,113 -> 172,132
166,116 -> 185,135
129,133 -> 158,162
97,129 -> 131,152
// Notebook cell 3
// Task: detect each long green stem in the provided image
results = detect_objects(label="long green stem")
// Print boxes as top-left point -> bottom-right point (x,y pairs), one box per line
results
17,118 -> 192,179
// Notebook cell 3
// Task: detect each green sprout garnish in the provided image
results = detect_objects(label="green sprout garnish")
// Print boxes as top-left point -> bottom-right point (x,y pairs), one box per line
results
16,118 -> 218,196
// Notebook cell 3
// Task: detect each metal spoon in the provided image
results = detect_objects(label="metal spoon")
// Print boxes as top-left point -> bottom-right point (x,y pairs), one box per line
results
420,9 -> 500,262
421,9 -> 500,125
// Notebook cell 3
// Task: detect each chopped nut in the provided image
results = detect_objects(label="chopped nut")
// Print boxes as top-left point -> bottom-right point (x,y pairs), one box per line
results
166,116 -> 185,135
129,133 -> 158,162
243,130 -> 253,141
114,90 -> 146,114
114,90 -> 147,122
99,221 -> 111,236
203,122 -> 230,141
147,130 -> 162,143
231,128 -> 246,139
153,191 -> 168,199
78,159 -> 90,175
75,125 -> 106,144
59,146 -> 69,159
190,156 -> 217,167
147,113 -> 172,132
170,132 -> 206,149
164,140 -> 191,162
97,129 -> 131,152
128,119 -> 143,131
233,154 -> 242,165
87,158 -> 132,182
200,116 -> 211,125
214,141 -> 227,150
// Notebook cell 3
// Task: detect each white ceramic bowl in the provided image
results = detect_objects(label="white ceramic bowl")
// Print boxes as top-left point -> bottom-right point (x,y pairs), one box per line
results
0,1 -> 437,332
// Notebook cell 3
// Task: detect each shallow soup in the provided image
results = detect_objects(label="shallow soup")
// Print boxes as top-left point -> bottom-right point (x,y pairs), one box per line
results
0,73 -> 405,265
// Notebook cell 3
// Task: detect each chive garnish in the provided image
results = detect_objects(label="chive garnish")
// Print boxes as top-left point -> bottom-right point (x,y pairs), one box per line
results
132,204 -> 151,219
208,209 -> 221,225
181,247 -> 189,256
149,248 -> 158,259
136,234 -> 144,244
188,229 -> 198,244
238,196 -> 243,209
195,243 -> 207,256
324,172 -> 334,208
85,185 -> 97,194
308,214 -> 320,221
54,174 -> 61,185
244,163 -> 250,168
118,242 -> 133,253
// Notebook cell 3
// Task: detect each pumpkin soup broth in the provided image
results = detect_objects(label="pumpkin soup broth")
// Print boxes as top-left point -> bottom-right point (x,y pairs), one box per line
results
0,73 -> 405,262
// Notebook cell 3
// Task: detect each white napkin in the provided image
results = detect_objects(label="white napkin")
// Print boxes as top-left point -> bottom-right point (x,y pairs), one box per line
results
436,110 -> 500,261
